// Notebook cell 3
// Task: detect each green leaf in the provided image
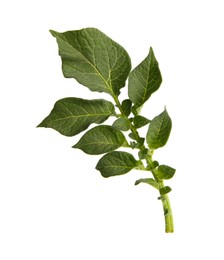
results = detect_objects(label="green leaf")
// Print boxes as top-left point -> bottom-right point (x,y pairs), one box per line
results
146,109 -> 172,149
130,141 -> 137,149
121,99 -> 132,116
112,117 -> 130,131
128,47 -> 162,108
50,28 -> 131,96
138,149 -> 149,159
157,165 -> 176,180
146,161 -> 159,170
95,151 -> 139,178
133,115 -> 150,128
135,178 -> 159,189
128,138 -> 144,149
160,186 -> 172,195
37,98 -> 114,136
128,133 -> 136,140
73,125 -> 127,155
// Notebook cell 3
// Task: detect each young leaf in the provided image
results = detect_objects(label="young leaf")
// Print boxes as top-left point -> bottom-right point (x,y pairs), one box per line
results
145,161 -> 159,170
50,28 -> 131,96
146,109 -> 172,149
73,125 -> 127,155
135,178 -> 159,189
95,151 -> 139,177
128,47 -> 162,108
157,165 -> 176,180
130,141 -> 137,149
121,99 -> 132,116
112,117 -> 130,131
37,98 -> 114,136
138,149 -> 149,159
160,186 -> 172,195
133,115 -> 150,128
130,139 -> 144,149
129,133 -> 136,140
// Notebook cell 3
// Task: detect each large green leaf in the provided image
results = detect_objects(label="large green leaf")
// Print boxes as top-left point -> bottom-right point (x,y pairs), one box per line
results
146,109 -> 172,149
96,151 -> 139,178
128,47 -> 162,108
50,28 -> 131,96
73,125 -> 127,155
37,98 -> 114,136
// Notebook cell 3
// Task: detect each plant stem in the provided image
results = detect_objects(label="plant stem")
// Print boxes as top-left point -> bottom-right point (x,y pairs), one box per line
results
113,94 -> 174,233
160,193 -> 174,233
113,95 -> 145,150
147,156 -> 174,233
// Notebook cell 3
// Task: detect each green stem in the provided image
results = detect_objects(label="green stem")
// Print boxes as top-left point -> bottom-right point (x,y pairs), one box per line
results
113,95 -> 145,151
113,94 -> 174,233
147,158 -> 174,233
160,193 -> 174,233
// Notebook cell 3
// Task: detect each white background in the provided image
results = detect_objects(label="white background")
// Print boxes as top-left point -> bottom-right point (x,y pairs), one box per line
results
1,0 -> 224,259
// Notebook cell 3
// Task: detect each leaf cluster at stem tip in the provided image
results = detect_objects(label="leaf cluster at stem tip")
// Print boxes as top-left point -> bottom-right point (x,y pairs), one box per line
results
37,27 -> 176,233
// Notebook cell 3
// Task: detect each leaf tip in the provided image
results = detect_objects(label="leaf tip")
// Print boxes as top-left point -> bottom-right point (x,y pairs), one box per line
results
49,29 -> 58,37
72,142 -> 83,152
149,47 -> 156,58
134,180 -> 140,185
36,121 -> 44,128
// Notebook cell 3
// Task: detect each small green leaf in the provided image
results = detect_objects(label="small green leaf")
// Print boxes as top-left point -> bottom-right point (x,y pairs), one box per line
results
112,117 -> 130,131
130,141 -> 137,149
133,115 -> 150,128
128,47 -> 162,108
73,125 -> 127,155
146,161 -> 159,171
160,186 -> 172,195
50,28 -> 131,96
129,133 -> 136,140
138,149 -> 149,159
129,135 -> 145,149
157,165 -> 176,180
37,98 -> 114,136
146,109 -> 172,149
135,178 -> 159,189
96,151 -> 139,177
121,99 -> 132,116
138,137 -> 145,146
